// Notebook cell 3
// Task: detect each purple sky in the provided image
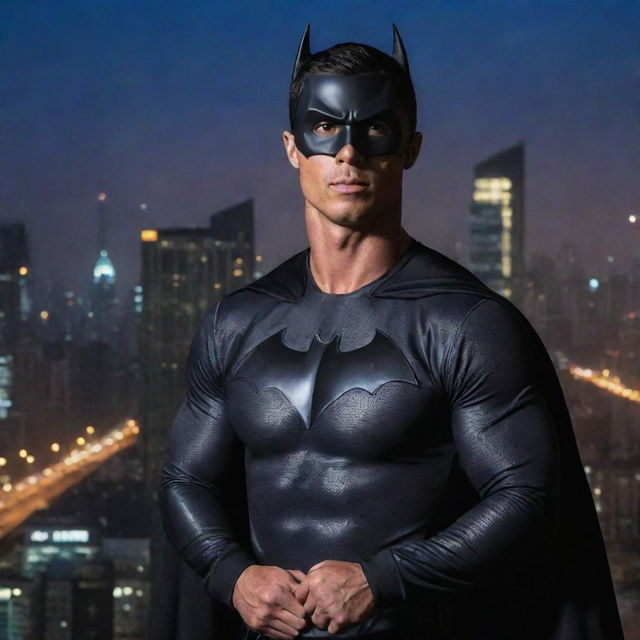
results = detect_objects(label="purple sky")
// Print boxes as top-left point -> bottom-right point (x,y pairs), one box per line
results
1,0 -> 639,303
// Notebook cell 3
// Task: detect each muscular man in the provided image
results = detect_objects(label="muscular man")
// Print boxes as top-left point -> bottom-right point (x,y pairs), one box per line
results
158,25 -> 624,640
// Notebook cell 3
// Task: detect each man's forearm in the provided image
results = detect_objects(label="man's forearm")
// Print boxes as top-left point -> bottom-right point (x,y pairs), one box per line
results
359,484 -> 556,608
159,459 -> 257,607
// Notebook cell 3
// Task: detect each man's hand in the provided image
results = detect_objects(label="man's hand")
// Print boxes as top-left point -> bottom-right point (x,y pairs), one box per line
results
232,565 -> 309,639
292,560 -> 376,635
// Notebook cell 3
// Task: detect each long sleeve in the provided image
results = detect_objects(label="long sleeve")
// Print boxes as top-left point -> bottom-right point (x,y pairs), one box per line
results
158,300 -> 256,608
359,297 -> 562,608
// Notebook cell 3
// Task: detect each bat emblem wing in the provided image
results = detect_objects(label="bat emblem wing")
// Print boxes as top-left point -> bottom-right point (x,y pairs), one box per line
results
232,329 -> 418,430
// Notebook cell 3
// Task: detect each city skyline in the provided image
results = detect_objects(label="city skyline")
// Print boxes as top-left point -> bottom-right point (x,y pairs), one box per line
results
1,1 -> 639,301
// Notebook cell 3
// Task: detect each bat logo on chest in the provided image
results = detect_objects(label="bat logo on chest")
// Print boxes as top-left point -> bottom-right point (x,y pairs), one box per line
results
231,329 -> 418,430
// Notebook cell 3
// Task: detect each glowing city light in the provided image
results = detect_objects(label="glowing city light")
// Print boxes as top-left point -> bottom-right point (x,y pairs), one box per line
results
0,417 -> 140,538
570,365 -> 640,403
93,249 -> 115,282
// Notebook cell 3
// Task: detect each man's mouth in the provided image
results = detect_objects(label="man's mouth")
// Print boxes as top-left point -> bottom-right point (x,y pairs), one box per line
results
330,178 -> 368,193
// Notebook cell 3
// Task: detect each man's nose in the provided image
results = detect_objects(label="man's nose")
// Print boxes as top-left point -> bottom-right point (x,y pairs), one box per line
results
335,142 -> 364,164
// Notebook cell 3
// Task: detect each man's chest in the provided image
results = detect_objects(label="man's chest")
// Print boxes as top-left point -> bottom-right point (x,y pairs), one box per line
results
222,301 -> 451,460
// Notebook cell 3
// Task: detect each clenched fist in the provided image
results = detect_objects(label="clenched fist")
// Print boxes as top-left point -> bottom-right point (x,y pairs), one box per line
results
292,560 -> 376,635
232,565 -> 309,639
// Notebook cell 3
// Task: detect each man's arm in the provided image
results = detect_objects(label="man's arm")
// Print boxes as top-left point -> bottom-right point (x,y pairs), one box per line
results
359,297 -> 562,608
159,302 -> 310,639
158,301 -> 257,607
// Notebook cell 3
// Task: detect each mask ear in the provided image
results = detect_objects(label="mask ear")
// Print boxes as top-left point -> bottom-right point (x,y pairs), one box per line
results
292,24 -> 312,83
391,23 -> 410,74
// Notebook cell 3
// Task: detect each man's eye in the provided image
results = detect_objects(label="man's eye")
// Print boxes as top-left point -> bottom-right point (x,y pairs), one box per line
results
368,121 -> 392,137
313,121 -> 340,137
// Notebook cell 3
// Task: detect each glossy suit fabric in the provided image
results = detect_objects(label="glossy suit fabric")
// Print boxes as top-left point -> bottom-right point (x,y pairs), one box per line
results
158,238 -> 623,639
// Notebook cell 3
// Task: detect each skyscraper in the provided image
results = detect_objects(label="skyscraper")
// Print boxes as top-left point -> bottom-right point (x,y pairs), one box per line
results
141,200 -> 258,637
0,222 -> 32,421
469,142 -> 525,307
88,193 -> 118,346
209,198 -> 259,281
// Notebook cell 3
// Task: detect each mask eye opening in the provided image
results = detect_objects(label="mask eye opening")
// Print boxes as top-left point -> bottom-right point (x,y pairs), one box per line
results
312,120 -> 342,138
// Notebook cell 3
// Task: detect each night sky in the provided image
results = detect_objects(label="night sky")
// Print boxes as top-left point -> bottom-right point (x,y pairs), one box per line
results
2,0 -> 639,303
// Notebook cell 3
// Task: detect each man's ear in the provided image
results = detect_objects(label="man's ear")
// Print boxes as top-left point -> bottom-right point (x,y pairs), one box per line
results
282,131 -> 300,169
403,131 -> 423,170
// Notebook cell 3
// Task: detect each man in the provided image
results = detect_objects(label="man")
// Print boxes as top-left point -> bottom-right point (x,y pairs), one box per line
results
158,25 -> 624,640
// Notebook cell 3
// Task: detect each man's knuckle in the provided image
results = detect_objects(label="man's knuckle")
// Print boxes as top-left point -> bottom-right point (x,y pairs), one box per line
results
256,606 -> 270,621
263,588 -> 281,605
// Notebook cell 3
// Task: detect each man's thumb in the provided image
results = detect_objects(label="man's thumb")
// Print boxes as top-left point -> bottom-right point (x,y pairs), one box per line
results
293,580 -> 310,604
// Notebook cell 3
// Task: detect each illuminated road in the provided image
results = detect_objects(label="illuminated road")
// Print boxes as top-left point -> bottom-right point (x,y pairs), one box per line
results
569,366 -> 640,403
0,418 -> 139,538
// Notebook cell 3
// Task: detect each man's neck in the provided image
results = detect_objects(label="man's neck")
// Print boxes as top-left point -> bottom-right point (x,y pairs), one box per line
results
306,224 -> 413,295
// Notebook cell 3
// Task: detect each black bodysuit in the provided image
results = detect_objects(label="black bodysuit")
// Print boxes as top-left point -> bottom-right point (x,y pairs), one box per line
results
159,238 -> 623,639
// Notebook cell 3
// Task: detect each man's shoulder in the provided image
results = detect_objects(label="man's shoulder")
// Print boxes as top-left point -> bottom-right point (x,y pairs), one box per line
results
378,241 -> 540,342
372,240 -> 490,299
372,240 -> 512,317
213,246 -> 307,325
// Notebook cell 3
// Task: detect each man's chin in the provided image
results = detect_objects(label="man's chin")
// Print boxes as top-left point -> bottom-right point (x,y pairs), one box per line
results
328,213 -> 374,229
322,204 -> 378,227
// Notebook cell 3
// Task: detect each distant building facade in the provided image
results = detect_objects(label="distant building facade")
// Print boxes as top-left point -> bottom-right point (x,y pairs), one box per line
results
469,142 -> 525,308
140,199 -> 259,636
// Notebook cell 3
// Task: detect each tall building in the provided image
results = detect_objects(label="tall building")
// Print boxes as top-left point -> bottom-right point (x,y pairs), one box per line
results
209,198 -> 258,281
469,142 -> 525,308
140,200 -> 258,637
88,193 -> 118,346
0,223 -> 32,422
0,573 -> 36,640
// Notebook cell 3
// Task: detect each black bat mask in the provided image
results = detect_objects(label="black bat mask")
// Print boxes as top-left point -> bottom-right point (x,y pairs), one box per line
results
291,72 -> 406,158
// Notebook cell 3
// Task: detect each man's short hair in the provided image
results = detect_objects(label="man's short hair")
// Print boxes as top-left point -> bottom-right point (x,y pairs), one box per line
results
289,42 -> 418,135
